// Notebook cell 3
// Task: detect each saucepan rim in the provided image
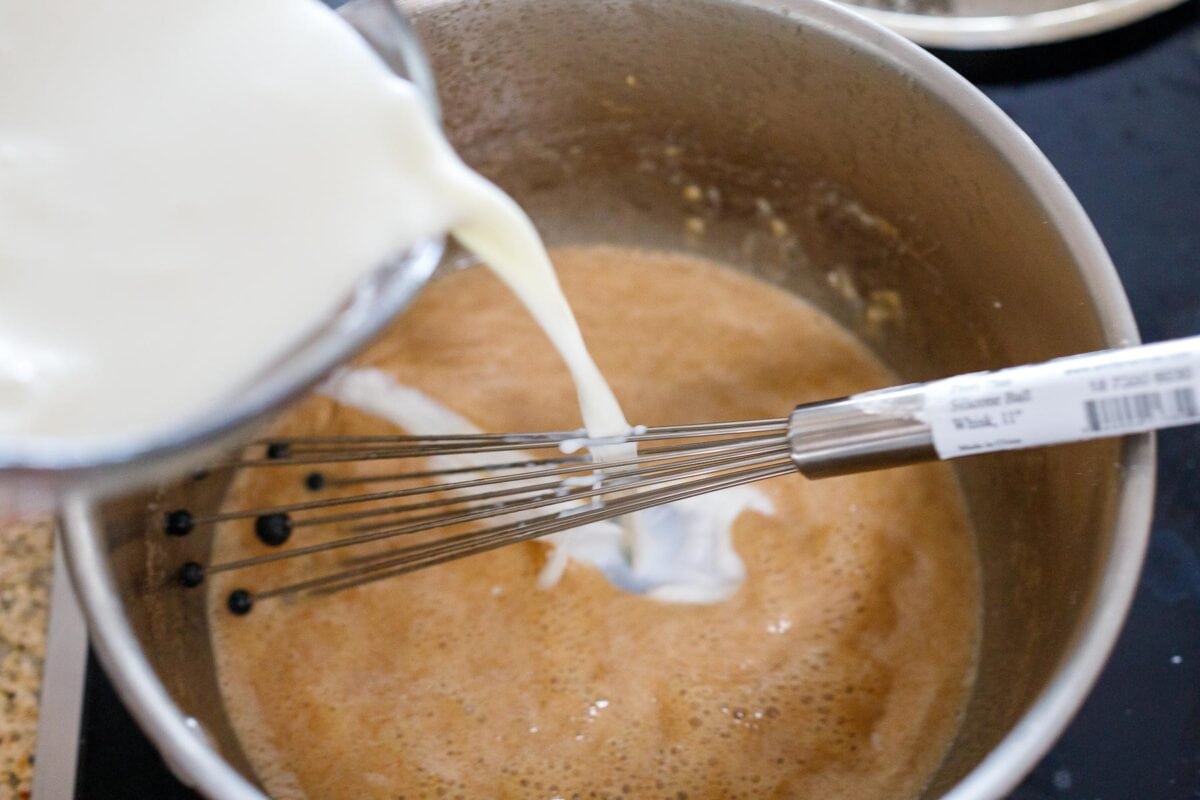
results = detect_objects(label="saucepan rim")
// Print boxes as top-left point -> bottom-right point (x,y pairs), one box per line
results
58,0 -> 1155,797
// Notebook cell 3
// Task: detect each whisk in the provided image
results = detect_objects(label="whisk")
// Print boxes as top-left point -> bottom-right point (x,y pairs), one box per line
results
168,336 -> 1200,614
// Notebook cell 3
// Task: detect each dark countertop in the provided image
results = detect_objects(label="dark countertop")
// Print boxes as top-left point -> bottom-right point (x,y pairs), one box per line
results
944,3 -> 1200,797
73,4 -> 1200,797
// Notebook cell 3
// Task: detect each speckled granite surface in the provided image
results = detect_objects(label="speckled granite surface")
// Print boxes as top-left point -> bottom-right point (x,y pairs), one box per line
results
0,519 -> 54,799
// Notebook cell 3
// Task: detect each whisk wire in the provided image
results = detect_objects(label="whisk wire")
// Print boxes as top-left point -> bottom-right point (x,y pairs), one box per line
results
202,443 -> 792,576
191,431 -> 788,525
225,419 -> 789,468
171,417 -> 798,613
256,460 -> 796,600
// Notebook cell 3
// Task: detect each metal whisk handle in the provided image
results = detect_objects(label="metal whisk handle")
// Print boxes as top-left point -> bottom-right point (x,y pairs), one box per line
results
788,391 -> 933,478
789,335 -> 1200,478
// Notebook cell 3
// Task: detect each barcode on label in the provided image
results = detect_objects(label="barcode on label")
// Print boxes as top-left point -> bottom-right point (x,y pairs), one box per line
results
1084,387 -> 1199,432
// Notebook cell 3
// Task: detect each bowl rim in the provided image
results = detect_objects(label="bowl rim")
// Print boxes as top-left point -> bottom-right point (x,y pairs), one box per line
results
59,0 -> 1155,797
843,0 -> 1189,51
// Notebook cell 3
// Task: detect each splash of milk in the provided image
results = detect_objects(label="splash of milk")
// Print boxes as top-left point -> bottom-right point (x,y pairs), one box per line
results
321,368 -> 773,603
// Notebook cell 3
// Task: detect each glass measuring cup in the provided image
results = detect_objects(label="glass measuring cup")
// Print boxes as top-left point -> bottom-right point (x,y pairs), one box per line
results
0,0 -> 444,514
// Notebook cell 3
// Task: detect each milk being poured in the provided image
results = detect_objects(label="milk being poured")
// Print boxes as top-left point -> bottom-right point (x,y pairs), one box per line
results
0,0 -> 623,445
0,0 -> 765,600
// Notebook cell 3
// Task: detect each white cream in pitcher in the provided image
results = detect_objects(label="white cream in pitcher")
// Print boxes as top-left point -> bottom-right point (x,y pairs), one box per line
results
0,0 -> 618,445
0,0 -> 764,599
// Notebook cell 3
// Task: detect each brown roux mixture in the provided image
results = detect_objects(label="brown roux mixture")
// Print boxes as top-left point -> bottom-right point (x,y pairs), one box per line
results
209,246 -> 980,799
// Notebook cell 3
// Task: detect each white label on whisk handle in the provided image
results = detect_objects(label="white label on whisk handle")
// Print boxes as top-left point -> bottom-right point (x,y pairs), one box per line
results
922,336 -> 1200,459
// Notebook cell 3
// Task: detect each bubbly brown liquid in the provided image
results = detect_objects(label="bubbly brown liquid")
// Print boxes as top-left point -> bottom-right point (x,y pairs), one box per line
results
209,246 -> 980,800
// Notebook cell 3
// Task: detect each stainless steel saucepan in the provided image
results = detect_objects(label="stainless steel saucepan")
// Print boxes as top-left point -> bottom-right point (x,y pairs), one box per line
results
59,0 -> 1153,797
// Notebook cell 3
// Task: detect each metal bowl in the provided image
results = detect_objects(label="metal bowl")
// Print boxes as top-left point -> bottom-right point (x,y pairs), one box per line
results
60,0 -> 1154,797
841,0 -> 1188,49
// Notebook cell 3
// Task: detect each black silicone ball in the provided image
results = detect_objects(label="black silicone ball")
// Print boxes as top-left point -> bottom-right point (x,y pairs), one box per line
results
265,442 -> 291,459
227,589 -> 254,615
164,509 -> 194,536
255,512 -> 292,546
178,561 -> 205,588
